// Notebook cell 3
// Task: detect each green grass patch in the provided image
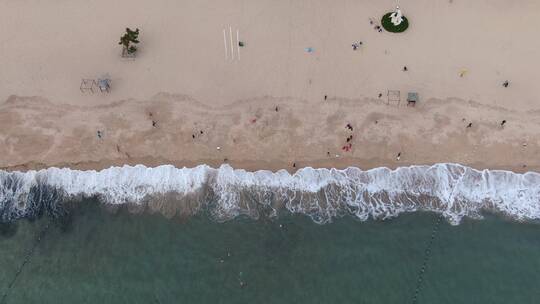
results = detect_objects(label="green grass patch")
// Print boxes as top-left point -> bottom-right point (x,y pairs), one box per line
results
381,12 -> 409,33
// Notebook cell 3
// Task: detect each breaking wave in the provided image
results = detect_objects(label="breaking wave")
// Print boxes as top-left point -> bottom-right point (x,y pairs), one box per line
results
1,163 -> 540,225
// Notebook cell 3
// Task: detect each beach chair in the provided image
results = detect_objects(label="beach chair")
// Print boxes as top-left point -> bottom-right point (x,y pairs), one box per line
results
407,92 -> 418,106
97,77 -> 111,93
387,90 -> 400,106
80,79 -> 97,93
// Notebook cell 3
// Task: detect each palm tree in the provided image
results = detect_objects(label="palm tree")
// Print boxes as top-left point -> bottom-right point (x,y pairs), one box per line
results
119,28 -> 140,55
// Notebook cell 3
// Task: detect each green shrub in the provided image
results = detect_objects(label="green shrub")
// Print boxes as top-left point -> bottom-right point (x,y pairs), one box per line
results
381,12 -> 409,33
119,28 -> 140,54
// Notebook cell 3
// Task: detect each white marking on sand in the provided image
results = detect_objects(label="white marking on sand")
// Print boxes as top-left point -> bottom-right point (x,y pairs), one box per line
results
229,26 -> 234,61
223,29 -> 228,60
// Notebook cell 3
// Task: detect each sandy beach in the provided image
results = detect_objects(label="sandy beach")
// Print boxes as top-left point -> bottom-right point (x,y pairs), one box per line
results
1,0 -> 540,173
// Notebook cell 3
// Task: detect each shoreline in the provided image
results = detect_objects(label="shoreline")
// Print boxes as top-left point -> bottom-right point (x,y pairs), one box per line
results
1,157 -> 538,175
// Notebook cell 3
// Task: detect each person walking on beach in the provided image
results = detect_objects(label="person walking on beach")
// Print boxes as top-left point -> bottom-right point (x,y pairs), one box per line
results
503,80 -> 509,87
501,120 -> 506,127
466,122 -> 472,128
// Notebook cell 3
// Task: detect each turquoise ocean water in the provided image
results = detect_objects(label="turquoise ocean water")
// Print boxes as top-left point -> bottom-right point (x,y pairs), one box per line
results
1,200 -> 539,304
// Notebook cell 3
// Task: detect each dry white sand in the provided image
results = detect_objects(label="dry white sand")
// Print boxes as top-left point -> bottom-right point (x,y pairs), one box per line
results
1,0 -> 539,172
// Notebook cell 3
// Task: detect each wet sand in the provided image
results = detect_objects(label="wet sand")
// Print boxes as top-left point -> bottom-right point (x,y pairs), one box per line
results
1,94 -> 539,173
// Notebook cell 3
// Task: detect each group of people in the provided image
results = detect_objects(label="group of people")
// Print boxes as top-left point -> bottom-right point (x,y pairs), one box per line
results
350,18 -> 384,51
369,18 -> 384,32
351,41 -> 363,50
342,124 -> 354,152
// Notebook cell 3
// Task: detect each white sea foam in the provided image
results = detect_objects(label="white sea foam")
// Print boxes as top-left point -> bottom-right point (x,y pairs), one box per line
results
1,163 -> 540,225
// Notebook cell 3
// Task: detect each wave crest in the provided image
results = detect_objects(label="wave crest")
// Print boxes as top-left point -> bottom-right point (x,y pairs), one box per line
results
1,163 -> 539,225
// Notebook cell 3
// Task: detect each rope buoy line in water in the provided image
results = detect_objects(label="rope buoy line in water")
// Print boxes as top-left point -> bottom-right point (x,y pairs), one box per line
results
411,215 -> 444,304
1,221 -> 51,304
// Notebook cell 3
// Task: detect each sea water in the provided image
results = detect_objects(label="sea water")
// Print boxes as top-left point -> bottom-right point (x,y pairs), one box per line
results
1,164 -> 540,303
1,204 -> 539,303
